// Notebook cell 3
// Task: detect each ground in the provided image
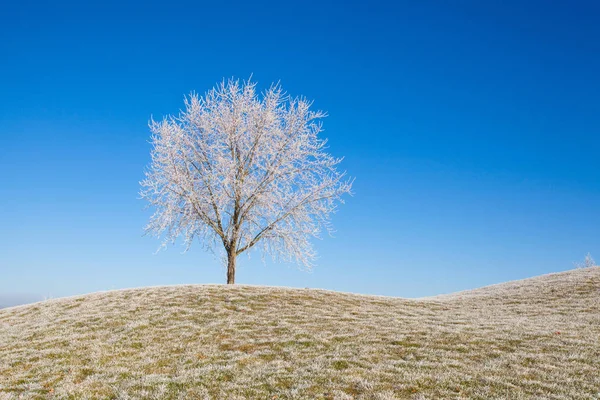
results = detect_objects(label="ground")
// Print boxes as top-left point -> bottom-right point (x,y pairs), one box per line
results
1,267 -> 599,399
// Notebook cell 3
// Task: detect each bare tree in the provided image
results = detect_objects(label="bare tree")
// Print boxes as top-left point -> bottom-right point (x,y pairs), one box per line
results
141,79 -> 353,284
574,253 -> 596,269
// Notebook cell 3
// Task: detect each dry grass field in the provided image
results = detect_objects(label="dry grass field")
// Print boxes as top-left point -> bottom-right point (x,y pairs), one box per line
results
1,267 -> 599,399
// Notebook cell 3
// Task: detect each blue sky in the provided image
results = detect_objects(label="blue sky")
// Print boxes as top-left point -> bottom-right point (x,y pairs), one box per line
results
1,0 -> 599,304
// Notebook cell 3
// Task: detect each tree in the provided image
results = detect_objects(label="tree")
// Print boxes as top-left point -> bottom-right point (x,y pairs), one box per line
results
140,78 -> 353,284
574,253 -> 596,269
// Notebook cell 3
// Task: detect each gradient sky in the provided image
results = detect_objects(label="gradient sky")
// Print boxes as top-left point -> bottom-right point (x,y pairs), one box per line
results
1,0 -> 599,305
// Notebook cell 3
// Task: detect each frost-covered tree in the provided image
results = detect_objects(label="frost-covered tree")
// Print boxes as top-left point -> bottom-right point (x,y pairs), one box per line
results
141,79 -> 353,284
574,253 -> 596,269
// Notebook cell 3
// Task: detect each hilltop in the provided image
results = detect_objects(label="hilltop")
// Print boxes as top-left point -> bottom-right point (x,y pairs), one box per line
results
1,267 -> 599,399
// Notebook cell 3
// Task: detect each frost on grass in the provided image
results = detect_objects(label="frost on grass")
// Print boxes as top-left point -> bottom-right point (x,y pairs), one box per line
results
1,267 -> 599,399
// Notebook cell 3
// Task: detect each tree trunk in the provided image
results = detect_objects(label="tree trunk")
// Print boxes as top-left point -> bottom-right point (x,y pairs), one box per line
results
226,250 -> 236,284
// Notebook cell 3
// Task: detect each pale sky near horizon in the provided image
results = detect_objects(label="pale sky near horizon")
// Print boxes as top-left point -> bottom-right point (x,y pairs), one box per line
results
1,0 -> 599,307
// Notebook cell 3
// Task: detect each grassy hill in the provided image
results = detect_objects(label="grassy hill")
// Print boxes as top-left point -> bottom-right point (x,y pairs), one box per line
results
1,268 -> 599,399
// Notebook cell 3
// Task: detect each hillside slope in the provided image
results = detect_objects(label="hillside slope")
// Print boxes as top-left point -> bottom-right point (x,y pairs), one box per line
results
1,268 -> 599,399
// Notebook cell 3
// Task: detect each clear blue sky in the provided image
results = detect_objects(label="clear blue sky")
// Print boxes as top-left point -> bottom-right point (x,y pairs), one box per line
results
1,1 -> 599,305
